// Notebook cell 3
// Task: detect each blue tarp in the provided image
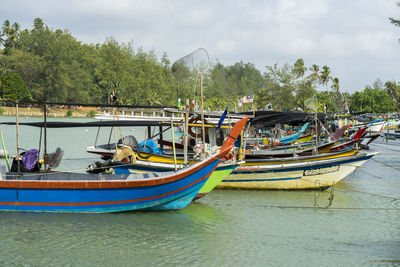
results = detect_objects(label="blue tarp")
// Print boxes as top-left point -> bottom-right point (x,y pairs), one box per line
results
137,140 -> 163,155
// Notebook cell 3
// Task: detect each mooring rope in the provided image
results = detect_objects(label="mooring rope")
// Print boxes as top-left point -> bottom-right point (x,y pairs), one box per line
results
211,202 -> 400,210
371,158 -> 400,171
333,187 -> 400,201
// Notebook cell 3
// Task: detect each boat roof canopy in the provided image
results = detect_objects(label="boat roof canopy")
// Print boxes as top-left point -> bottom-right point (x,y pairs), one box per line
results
0,120 -> 165,128
239,111 -> 331,128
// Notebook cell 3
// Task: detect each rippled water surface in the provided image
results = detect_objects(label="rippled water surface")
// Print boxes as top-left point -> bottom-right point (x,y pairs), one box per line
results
0,117 -> 399,266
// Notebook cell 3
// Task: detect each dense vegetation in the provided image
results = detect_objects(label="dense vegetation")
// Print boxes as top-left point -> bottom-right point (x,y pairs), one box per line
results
0,18 -> 399,114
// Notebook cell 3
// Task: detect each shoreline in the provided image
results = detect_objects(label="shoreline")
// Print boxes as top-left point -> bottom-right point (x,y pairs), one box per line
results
0,106 -> 97,118
0,106 -> 167,118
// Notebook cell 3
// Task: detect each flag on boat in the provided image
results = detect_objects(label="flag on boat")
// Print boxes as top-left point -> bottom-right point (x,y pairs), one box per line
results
242,94 -> 254,103
216,106 -> 228,131
238,98 -> 243,107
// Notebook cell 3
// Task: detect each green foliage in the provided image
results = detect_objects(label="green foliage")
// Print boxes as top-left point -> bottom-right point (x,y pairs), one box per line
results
316,91 -> 345,113
256,63 -> 296,111
0,18 -> 398,115
66,110 -> 72,117
349,79 -> 397,113
87,110 -> 97,117
0,106 -> 4,115
0,72 -> 32,101
204,96 -> 236,111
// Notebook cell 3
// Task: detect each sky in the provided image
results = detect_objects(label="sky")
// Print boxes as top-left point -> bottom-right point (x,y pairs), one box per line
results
1,0 -> 400,93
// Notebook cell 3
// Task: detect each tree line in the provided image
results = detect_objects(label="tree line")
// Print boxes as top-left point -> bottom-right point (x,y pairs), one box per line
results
1,18 -> 399,114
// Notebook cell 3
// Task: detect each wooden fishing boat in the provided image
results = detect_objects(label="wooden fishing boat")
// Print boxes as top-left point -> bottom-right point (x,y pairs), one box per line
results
216,151 -> 378,190
242,148 -> 358,166
278,122 -> 310,144
329,126 -> 368,152
111,159 -> 240,200
244,141 -> 335,159
0,117 -> 248,213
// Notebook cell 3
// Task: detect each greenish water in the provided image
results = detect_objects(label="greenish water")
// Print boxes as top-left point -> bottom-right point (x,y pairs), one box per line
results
0,117 -> 399,266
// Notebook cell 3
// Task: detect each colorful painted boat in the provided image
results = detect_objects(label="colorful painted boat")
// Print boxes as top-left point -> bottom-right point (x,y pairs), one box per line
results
242,148 -> 358,166
278,122 -> 310,144
384,120 -> 400,130
365,119 -> 386,133
0,117 -> 249,213
329,126 -> 368,152
244,141 -> 335,159
112,159 -> 239,199
216,152 -> 378,190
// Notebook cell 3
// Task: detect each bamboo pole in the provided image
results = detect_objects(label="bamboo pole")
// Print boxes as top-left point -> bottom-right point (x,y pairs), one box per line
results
16,102 -> 21,174
183,110 -> 188,165
170,117 -> 177,171
44,104 -> 47,170
0,128 -> 10,171
200,75 -> 206,158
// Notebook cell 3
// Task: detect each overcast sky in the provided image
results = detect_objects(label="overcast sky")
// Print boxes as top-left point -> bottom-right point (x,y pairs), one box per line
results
1,0 -> 399,93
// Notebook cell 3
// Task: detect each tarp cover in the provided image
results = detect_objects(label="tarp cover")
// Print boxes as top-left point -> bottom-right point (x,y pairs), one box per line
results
22,149 -> 39,170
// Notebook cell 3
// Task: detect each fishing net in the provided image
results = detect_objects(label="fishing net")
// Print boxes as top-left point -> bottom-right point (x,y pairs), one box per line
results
171,48 -> 210,76
47,147 -> 64,168
171,48 -> 210,102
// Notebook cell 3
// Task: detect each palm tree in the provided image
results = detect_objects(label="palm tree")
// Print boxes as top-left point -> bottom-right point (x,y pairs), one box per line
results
385,81 -> 400,111
319,65 -> 331,87
1,20 -> 20,53
8,22 -> 20,45
293,58 -> 306,79
330,77 -> 340,92
1,20 -> 10,36
307,64 -> 320,82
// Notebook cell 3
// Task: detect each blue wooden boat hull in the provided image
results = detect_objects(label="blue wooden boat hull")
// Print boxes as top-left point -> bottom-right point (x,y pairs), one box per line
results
0,159 -> 219,213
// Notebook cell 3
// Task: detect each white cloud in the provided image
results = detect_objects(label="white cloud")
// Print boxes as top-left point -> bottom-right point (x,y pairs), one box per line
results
0,0 -> 399,92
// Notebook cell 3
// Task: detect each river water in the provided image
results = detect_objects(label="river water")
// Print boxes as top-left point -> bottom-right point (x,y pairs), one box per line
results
0,116 -> 399,266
